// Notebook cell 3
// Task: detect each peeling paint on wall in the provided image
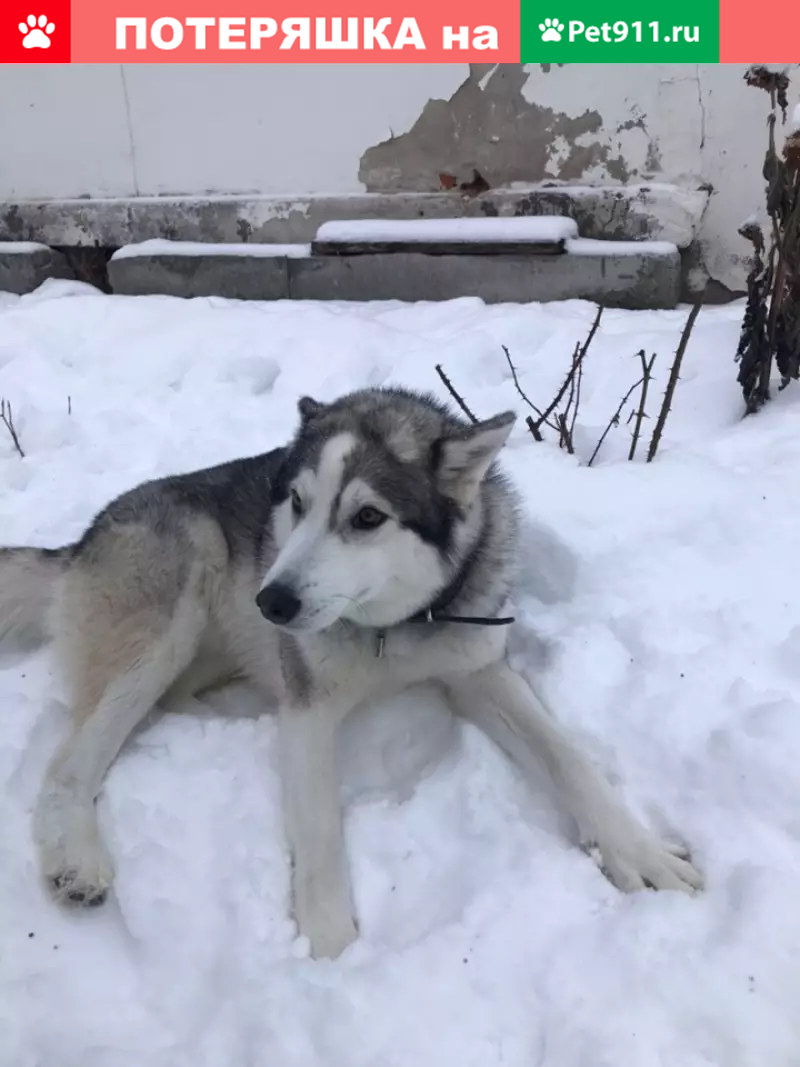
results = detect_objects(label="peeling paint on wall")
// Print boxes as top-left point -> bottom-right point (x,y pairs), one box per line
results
358,63 -> 658,193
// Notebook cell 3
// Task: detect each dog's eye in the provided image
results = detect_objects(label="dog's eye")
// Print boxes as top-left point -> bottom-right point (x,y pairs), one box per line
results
290,489 -> 303,517
351,506 -> 387,531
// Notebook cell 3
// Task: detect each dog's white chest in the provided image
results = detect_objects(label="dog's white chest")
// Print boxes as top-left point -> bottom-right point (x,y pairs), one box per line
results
331,623 -> 509,705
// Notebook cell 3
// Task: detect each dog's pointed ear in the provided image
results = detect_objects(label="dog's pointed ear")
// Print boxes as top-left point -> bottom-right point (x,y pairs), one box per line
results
297,396 -> 324,423
436,411 -> 516,505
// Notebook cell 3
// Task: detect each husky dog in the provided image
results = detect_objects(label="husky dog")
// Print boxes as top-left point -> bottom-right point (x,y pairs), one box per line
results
0,387 -> 702,958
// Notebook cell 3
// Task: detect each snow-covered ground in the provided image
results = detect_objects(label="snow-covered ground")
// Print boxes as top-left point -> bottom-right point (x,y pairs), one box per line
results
2,279 -> 800,1067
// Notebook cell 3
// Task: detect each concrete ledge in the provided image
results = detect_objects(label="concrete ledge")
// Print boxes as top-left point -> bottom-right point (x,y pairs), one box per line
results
0,242 -> 74,294
288,247 -> 680,309
105,239 -> 679,309
108,252 -> 290,300
0,184 -> 708,249
313,216 -> 577,256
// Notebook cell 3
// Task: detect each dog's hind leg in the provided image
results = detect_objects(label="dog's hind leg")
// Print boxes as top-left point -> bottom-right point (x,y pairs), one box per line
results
446,661 -> 703,895
34,562 -> 208,907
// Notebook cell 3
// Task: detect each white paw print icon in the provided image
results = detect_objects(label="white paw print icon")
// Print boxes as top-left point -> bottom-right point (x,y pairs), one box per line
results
539,17 -> 565,41
18,14 -> 56,48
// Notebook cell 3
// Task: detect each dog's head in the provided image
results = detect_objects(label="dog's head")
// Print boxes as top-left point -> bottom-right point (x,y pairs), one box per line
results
256,387 -> 516,633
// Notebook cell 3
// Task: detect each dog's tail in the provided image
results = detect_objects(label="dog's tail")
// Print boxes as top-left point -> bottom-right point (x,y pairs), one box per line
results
0,546 -> 71,648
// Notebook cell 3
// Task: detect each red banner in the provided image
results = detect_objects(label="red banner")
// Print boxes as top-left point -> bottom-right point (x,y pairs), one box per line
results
1,0 -> 519,62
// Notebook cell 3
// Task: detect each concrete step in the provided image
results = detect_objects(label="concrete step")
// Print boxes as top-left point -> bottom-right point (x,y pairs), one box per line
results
108,240 -> 307,301
312,216 -> 579,256
106,230 -> 680,310
0,242 -> 74,294
0,184 -> 707,249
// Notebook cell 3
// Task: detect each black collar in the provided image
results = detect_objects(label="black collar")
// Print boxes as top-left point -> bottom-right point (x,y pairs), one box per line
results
374,552 -> 515,658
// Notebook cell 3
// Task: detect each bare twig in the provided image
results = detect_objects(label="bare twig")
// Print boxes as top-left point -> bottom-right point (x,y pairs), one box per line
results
587,377 -> 645,467
579,303 -> 604,359
435,364 -> 478,424
647,301 -> 703,462
524,414 -> 543,442
532,305 -> 603,435
1,399 -> 25,458
533,342 -> 581,434
628,350 -> 656,461
560,354 -> 578,451
568,343 -> 585,447
557,412 -> 575,454
501,305 -> 601,449
501,345 -> 546,440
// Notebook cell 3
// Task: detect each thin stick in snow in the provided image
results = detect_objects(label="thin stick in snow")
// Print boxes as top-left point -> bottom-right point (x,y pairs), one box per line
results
557,412 -> 575,455
647,301 -> 702,462
628,350 -> 656,461
1,399 -> 25,458
532,304 -> 602,437
435,364 -> 478,424
501,345 -> 545,441
587,377 -> 645,467
568,344 -> 585,449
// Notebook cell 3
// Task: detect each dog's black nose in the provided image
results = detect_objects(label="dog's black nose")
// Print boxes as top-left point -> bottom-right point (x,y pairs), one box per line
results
256,583 -> 301,625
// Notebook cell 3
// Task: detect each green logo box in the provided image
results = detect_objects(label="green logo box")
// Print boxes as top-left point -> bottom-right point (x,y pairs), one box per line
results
521,0 -> 720,62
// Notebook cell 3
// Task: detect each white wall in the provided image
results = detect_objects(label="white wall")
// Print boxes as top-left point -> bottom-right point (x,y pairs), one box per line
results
0,64 -> 466,198
0,62 -> 792,291
520,64 -> 776,291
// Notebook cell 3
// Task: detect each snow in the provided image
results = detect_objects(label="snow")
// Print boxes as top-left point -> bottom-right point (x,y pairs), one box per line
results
110,235 -> 679,263
0,241 -> 52,255
111,240 -> 311,260
2,280 -> 800,1067
791,102 -> 800,132
566,238 -> 678,257
315,216 -> 579,243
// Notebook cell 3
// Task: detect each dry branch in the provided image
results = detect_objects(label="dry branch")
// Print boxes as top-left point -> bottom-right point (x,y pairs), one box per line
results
1,399 -> 25,458
647,300 -> 702,462
435,363 -> 478,424
568,344 -> 585,448
533,305 -> 602,438
587,376 -> 646,467
524,414 -> 543,442
534,343 -> 583,436
557,412 -> 574,454
560,357 -> 578,452
628,350 -> 656,461
501,345 -> 546,440
499,304 -> 603,449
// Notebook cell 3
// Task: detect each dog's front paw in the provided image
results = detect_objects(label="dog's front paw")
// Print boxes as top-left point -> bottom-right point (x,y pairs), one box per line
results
36,809 -> 114,908
589,830 -> 703,895
294,882 -> 358,959
304,910 -> 358,960
49,864 -> 111,907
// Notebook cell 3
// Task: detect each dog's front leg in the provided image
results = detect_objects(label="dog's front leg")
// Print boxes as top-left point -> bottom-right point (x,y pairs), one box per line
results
278,701 -> 358,959
447,661 -> 703,895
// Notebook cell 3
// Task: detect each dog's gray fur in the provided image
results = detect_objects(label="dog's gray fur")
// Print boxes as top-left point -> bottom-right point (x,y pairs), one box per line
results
0,386 -> 702,957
